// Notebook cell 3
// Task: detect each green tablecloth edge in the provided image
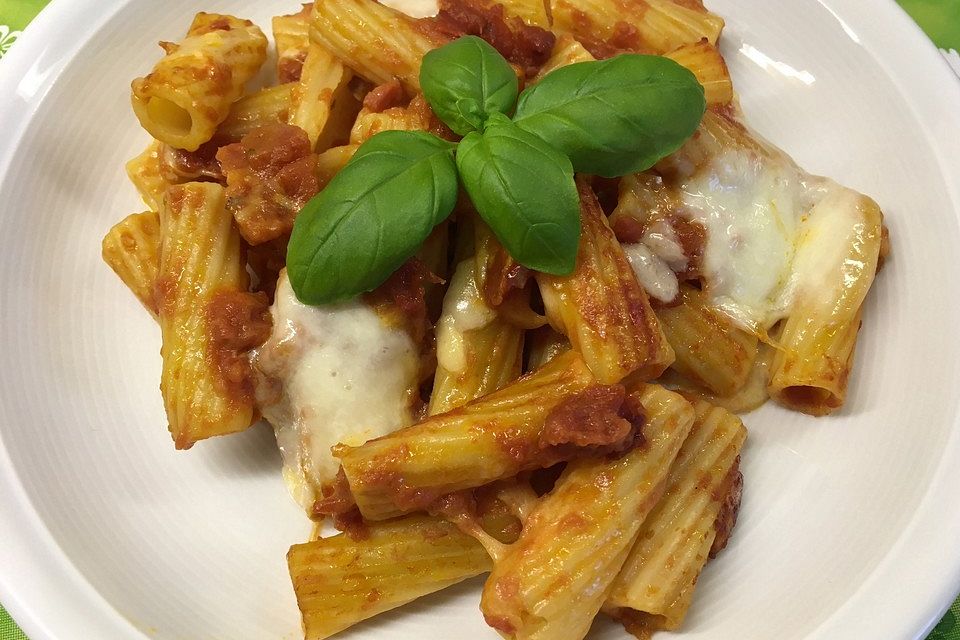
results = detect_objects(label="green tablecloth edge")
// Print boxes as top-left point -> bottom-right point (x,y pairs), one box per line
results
0,0 -> 958,638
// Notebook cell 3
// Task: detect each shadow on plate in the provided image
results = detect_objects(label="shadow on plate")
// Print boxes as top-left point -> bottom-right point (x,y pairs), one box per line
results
199,420 -> 282,477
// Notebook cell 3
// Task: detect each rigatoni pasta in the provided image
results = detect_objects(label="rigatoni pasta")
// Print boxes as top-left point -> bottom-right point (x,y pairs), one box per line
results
131,13 -> 268,151
289,515 -> 491,640
493,0 -> 551,29
335,351 -> 607,520
480,384 -> 695,640
101,211 -> 161,317
216,82 -> 296,142
429,258 -> 525,415
106,3 -> 895,638
273,5 -> 312,82
537,178 -> 675,384
656,284 -> 758,397
311,0 -> 448,91
125,142 -> 169,212
290,42 -> 358,150
349,95 -> 441,146
606,398 -> 746,633
315,143 -> 358,188
664,40 -> 733,106
551,0 -> 724,56
156,182 -> 270,449
768,190 -> 883,415
660,344 -> 774,415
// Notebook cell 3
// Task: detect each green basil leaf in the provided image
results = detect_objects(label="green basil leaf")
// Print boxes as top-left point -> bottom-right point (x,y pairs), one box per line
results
420,36 -> 519,136
456,116 -> 580,275
513,55 -> 706,177
287,130 -> 458,304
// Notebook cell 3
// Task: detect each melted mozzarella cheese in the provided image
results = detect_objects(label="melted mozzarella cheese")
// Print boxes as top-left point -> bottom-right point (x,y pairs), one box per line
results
676,146 -> 811,330
623,243 -> 680,304
777,185 -> 871,315
251,272 -> 419,508
434,259 -> 497,374
642,218 -> 688,272
643,138 -> 865,334
622,217 -> 688,304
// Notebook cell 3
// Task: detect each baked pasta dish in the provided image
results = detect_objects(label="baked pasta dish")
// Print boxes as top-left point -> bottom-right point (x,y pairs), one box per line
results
101,0 -> 888,637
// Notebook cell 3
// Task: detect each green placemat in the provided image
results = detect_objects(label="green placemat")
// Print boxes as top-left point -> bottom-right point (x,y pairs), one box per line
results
0,607 -> 27,640
898,0 -> 960,51
0,0 -> 958,638
0,0 -> 45,56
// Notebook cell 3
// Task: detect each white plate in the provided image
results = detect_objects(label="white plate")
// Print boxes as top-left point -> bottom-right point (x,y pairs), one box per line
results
2,0 -> 960,638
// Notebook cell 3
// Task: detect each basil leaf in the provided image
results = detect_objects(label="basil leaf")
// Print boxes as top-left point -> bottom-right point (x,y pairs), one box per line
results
514,55 -> 706,177
287,130 -> 458,304
420,36 -> 519,136
456,115 -> 580,275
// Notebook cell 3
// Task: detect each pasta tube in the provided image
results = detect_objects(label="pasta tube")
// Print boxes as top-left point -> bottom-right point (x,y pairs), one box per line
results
429,258 -> 525,416
273,5 -> 312,82
349,95 -> 442,146
537,179 -> 675,384
656,284 -> 759,397
131,13 -> 268,151
551,0 -> 723,56
768,190 -> 882,415
533,36 -> 595,81
535,36 -> 731,106
473,220 -> 530,308
289,515 -> 491,640
660,343 -> 773,415
290,41 -> 358,150
493,0 -> 551,28
216,83 -> 296,143
316,144 -> 358,189
606,399 -> 746,633
337,351 -> 644,521
664,40 -> 733,106
125,142 -> 169,212
311,0 -> 448,92
480,384 -> 695,640
101,211 -> 161,317
156,182 -> 270,448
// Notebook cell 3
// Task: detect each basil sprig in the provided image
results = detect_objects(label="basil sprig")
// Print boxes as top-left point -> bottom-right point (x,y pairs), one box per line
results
288,37 -> 705,304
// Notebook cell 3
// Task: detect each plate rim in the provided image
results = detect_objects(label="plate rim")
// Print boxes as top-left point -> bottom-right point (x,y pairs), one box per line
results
1,0 -> 960,638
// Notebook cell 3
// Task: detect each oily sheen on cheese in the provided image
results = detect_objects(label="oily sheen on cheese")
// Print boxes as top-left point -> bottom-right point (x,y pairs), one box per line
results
621,113 -> 872,335
252,272 -> 419,508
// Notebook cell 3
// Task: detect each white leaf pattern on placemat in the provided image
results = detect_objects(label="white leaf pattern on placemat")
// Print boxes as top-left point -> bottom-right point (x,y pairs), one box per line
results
0,25 -> 21,58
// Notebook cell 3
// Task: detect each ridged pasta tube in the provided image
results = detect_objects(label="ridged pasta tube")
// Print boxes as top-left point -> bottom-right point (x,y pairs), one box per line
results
336,351 -> 600,520
156,182 -> 269,448
101,211 -> 161,317
537,179 -> 675,384
311,0 -> 448,91
429,258 -> 525,416
656,284 -> 759,397
551,0 -> 723,56
125,142 -> 169,212
480,384 -> 695,640
606,398 -> 746,632
131,13 -> 268,151
768,190 -> 882,415
288,515 -> 491,640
